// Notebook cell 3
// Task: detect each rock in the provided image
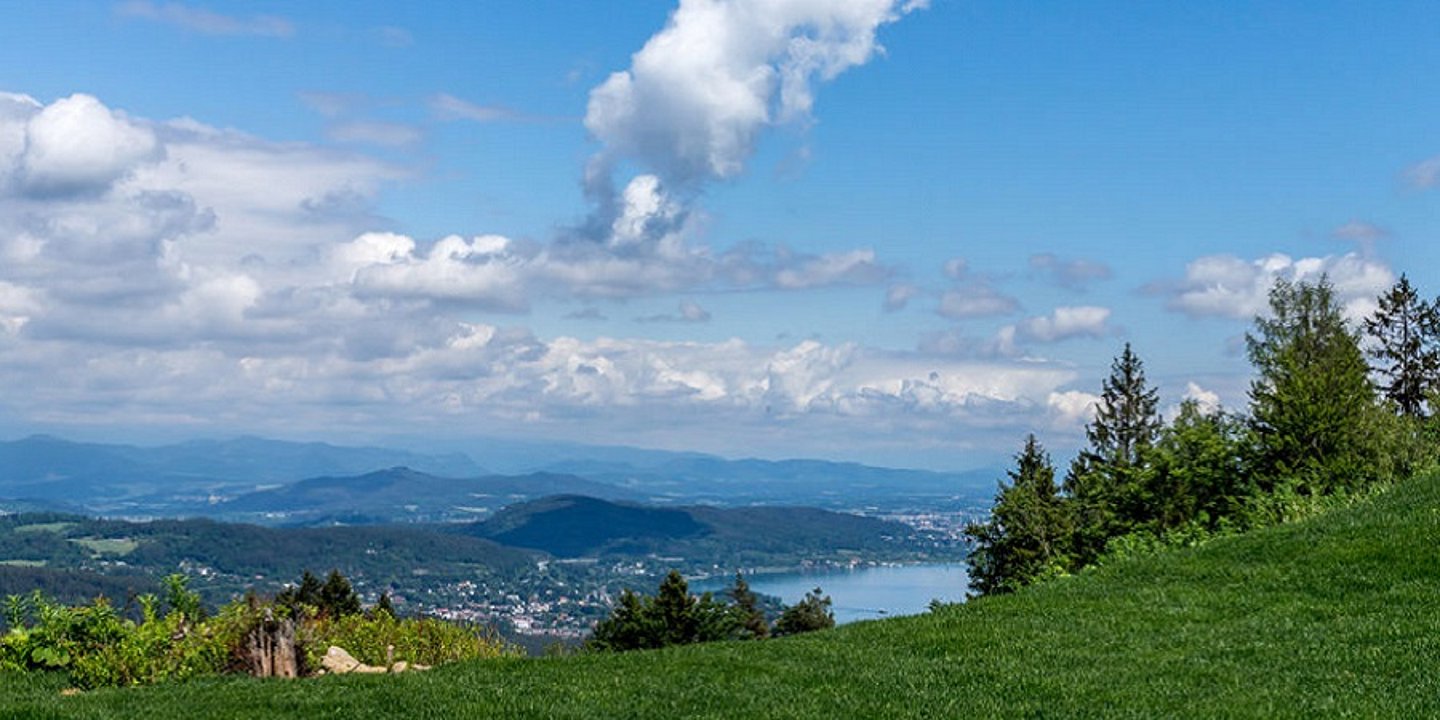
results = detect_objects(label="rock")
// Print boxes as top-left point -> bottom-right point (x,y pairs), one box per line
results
321,644 -> 392,674
59,688 -> 82,697
321,646 -> 362,674
391,661 -> 408,673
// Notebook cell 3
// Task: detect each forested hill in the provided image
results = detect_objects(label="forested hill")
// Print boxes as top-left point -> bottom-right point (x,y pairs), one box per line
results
456,495 -> 924,560
0,513 -> 533,604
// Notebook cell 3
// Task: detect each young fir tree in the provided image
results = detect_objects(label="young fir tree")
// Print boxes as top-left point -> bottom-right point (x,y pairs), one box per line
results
965,435 -> 1072,595
1247,276 -> 1383,495
372,591 -> 397,619
1063,343 -> 1162,563
1363,274 -> 1440,418
772,588 -> 834,636
318,569 -> 362,619
726,573 -> 768,640
585,571 -> 743,652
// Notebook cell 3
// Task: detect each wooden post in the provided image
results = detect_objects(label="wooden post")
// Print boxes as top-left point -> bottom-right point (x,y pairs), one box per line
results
243,609 -> 299,678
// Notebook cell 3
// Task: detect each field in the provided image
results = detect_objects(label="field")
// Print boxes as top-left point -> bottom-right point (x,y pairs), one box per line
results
4,471 -> 1439,718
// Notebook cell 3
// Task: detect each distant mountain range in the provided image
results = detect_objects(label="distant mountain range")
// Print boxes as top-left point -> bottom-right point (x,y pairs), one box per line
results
0,434 -> 998,519
210,467 -> 637,525
536,457 -> 995,509
0,435 -> 482,509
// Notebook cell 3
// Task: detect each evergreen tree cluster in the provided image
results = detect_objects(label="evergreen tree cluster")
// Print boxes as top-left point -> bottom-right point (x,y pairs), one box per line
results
586,570 -> 831,652
966,274 -> 1440,595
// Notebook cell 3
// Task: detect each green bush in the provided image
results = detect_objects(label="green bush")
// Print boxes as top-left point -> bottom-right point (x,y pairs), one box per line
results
306,612 -> 516,669
1,571 -> 511,687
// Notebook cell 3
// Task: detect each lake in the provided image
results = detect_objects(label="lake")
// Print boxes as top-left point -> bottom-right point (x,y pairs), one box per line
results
694,563 -> 969,625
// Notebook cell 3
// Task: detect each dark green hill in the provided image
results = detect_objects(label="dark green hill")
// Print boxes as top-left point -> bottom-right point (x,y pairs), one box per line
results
0,512 -> 534,605
470,495 -> 706,557
458,495 -> 923,561
13,470 -> 1438,717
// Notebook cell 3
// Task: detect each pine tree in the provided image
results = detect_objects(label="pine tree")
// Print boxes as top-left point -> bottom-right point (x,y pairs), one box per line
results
652,570 -> 698,646
726,573 -> 768,639
965,435 -> 1072,595
1364,274 -> 1440,418
319,570 -> 361,619
1086,343 -> 1163,468
1247,276 -> 1384,495
772,588 -> 834,636
373,592 -> 396,619
1064,343 -> 1162,562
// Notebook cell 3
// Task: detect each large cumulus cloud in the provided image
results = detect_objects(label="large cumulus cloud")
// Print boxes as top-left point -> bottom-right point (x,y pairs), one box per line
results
586,0 -> 925,186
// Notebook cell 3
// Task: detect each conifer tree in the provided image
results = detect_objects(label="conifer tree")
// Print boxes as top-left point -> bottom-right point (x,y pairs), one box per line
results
1064,343 -> 1162,562
965,435 -> 1072,595
373,591 -> 397,619
653,570 -> 698,646
772,588 -> 834,636
1247,276 -> 1383,494
1364,274 -> 1440,418
726,573 -> 768,640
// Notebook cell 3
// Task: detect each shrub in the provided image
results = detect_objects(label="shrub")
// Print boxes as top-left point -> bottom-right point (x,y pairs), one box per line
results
306,612 -> 516,669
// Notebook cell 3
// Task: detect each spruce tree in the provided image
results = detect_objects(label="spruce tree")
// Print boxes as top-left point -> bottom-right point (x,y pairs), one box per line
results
772,588 -> 834,636
319,569 -> 362,619
965,435 -> 1071,595
1063,343 -> 1162,562
1247,276 -> 1383,495
373,591 -> 397,619
1364,274 -> 1440,418
726,573 -> 768,639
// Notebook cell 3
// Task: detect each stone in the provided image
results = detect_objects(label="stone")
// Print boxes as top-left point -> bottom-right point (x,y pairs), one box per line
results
321,645 -> 362,674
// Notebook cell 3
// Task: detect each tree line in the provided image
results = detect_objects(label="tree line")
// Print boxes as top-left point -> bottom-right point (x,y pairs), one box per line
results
585,570 -> 834,652
966,274 -> 1440,595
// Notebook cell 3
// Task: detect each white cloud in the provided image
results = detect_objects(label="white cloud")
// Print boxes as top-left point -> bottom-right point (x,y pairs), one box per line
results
773,248 -> 887,289
1182,381 -> 1221,414
1330,220 -> 1388,242
986,306 -> 1113,357
429,94 -> 516,123
883,283 -> 918,312
638,300 -> 713,323
1029,253 -> 1112,291
1046,390 -> 1098,429
1018,306 -> 1112,342
347,234 -> 529,310
327,121 -> 423,147
1404,155 -> 1440,189
16,94 -> 159,196
117,1 -> 295,38
0,86 -> 952,459
938,284 -> 1019,319
1158,251 -> 1393,322
585,0 -> 925,186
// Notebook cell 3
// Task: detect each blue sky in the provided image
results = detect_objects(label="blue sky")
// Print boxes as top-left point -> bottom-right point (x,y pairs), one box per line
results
0,0 -> 1435,470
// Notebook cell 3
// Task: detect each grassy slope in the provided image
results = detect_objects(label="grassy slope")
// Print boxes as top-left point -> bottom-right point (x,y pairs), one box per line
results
6,472 -> 1440,719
